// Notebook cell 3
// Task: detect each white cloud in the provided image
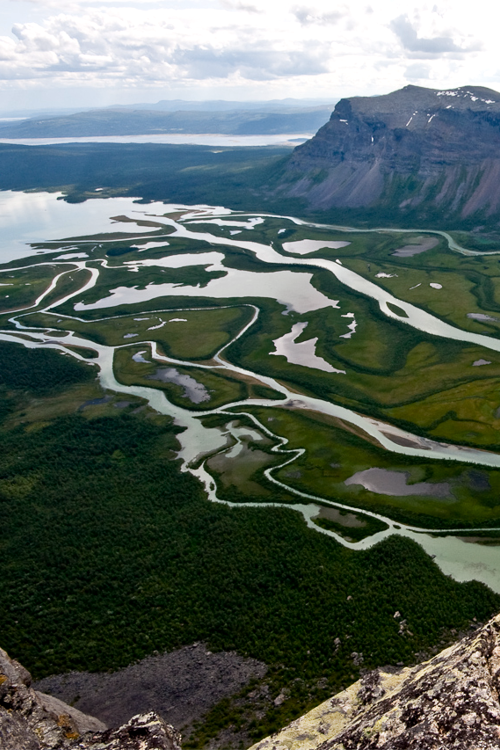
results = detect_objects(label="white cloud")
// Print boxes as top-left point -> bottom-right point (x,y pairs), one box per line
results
172,45 -> 330,80
390,14 -> 480,58
0,0 -> 497,104
219,0 -> 261,12
292,5 -> 346,25
0,6 -> 335,85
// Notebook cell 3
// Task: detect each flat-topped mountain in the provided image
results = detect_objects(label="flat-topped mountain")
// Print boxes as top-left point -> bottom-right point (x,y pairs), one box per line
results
278,85 -> 500,226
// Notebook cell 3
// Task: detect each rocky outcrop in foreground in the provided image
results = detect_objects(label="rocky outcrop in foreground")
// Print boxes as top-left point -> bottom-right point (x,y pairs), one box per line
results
280,84 -> 500,225
6,613 -> 500,749
0,645 -> 181,750
250,613 -> 500,750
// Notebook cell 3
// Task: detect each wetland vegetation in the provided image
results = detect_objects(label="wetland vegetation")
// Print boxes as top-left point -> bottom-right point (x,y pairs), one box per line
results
4,196 -> 500,531
2,190 -> 500,745
1,341 -> 499,747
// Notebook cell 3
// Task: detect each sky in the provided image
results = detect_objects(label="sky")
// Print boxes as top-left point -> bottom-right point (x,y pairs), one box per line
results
0,0 -> 498,111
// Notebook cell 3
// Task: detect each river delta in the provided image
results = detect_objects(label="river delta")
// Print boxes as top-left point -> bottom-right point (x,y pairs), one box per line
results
2,190 -> 500,591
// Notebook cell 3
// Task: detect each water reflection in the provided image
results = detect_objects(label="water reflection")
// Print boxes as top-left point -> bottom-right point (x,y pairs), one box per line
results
345,467 -> 452,498
282,239 -> 350,255
146,367 -> 210,404
2,193 -> 500,592
271,321 -> 346,373
0,191 -> 173,262
75,267 -> 341,316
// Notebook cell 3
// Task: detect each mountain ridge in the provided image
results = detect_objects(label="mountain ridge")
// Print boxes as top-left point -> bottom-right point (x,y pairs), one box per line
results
277,84 -> 500,227
0,106 -> 333,138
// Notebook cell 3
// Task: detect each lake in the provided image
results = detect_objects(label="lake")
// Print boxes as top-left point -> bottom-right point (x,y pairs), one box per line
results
0,133 -> 310,147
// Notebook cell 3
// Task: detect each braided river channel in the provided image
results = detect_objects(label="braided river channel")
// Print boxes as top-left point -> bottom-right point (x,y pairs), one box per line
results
2,190 -> 500,591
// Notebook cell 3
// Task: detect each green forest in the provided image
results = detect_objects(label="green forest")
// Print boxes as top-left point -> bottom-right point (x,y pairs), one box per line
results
1,141 -> 500,232
0,341 -> 499,744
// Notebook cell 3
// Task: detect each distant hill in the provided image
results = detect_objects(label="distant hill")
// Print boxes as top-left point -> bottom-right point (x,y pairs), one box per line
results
0,104 -> 334,138
108,97 -> 336,112
275,85 -> 500,227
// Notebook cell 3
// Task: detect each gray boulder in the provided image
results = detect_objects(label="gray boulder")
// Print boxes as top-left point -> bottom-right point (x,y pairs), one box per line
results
0,646 -> 181,750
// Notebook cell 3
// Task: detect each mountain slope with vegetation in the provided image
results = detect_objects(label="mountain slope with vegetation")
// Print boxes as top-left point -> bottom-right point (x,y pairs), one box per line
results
275,85 -> 500,228
0,106 -> 332,137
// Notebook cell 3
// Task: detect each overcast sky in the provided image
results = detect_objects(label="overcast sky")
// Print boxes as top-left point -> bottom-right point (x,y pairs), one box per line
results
0,0 -> 497,110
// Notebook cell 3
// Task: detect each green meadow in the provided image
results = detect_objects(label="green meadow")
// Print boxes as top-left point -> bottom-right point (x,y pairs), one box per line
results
27,304 -> 253,361
0,263 -> 73,312
232,406 -> 500,529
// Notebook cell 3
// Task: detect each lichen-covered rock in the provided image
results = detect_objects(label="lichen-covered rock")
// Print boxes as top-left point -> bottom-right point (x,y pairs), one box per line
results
35,691 -> 107,735
0,645 -> 181,750
249,613 -> 500,750
75,712 -> 182,750
0,644 -> 88,749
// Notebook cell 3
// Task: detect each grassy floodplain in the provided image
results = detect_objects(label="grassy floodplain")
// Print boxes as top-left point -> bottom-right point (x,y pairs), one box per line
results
113,347 -> 247,410
12,210 -> 500,530
3,188 -> 500,745
233,406 -> 500,529
0,263 -> 78,312
27,305 -> 254,361
225,290 -> 500,450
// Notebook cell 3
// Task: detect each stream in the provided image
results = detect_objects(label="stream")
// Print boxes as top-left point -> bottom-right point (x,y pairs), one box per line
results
2,192 -> 500,592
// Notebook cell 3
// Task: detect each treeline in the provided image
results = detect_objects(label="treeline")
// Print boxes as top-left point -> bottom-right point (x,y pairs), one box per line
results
0,143 -> 292,213
0,413 -> 498,689
0,338 -> 499,742
0,341 -> 95,397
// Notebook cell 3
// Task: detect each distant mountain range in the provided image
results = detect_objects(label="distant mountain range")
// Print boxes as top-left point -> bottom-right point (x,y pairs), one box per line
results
108,98 -> 336,112
0,101 -> 335,138
0,98 -> 336,119
276,85 -> 500,227
4,86 -> 500,229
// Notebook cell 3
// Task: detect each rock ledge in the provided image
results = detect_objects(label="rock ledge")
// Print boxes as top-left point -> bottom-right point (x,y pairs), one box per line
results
249,613 -> 500,750
0,645 -> 181,750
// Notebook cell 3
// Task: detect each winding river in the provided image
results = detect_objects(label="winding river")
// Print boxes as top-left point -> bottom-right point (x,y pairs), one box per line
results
2,191 -> 500,592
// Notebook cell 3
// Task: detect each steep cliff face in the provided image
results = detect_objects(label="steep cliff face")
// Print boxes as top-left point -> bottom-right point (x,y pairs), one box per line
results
280,85 -> 500,225
0,646 -> 181,750
249,613 -> 500,750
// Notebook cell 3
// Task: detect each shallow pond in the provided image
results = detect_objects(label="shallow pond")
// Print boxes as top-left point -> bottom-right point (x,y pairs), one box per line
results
271,321 -> 346,373
282,239 -> 350,255
146,367 -> 210,404
468,313 -> 499,322
2,192 -> 500,592
345,467 -> 452,498
314,506 -> 366,528
392,237 -> 439,257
